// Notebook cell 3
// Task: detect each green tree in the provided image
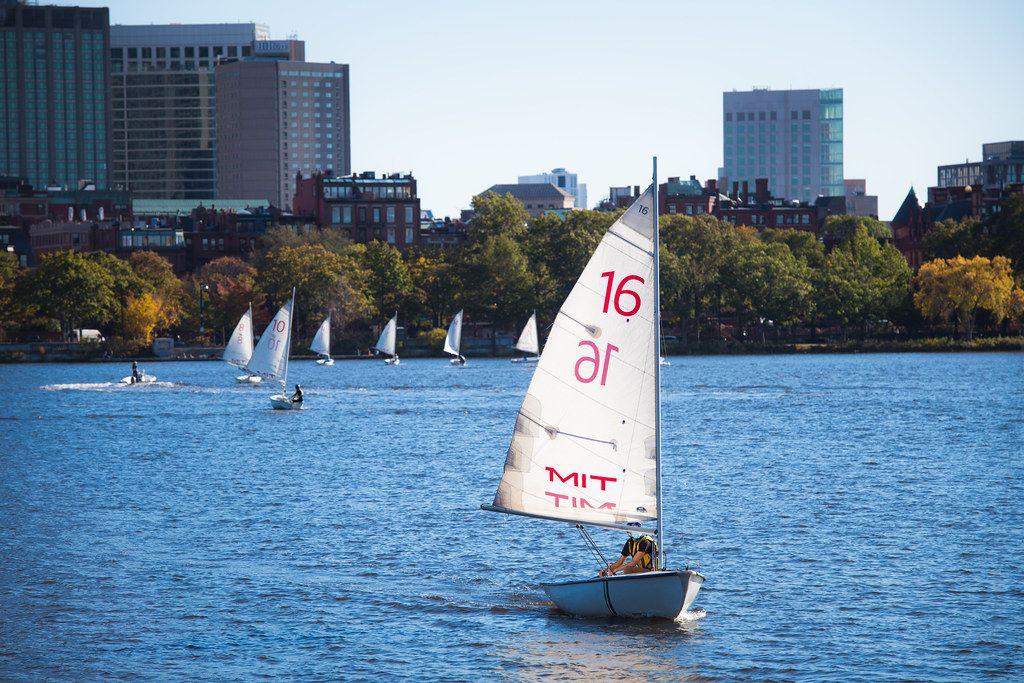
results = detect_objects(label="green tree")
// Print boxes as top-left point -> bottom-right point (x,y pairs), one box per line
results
762,227 -> 826,269
914,255 -> 1016,339
818,225 -> 911,337
182,256 -> 262,341
985,194 -> 1024,274
21,251 -> 118,338
0,251 -> 22,334
359,240 -> 413,319
258,244 -> 370,337
258,224 -> 353,255
466,192 -> 530,243
408,249 -> 461,328
460,234 -> 535,331
721,239 -> 813,342
525,209 -> 613,312
821,215 -> 893,244
922,217 -> 984,261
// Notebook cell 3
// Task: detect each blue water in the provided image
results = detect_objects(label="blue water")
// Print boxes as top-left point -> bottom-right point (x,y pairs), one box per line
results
0,353 -> 1021,680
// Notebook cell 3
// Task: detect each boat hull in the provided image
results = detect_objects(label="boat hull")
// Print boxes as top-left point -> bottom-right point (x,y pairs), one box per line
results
385,356 -> 400,365
316,357 -> 334,366
510,356 -> 539,363
449,357 -> 466,366
119,374 -> 156,385
541,570 -> 704,619
236,374 -> 262,384
270,394 -> 302,410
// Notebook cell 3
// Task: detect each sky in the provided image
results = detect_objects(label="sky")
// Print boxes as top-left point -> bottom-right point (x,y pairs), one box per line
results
76,0 -> 1023,218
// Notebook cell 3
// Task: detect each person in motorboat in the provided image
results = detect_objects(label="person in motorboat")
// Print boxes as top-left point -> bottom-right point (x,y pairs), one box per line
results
598,532 -> 657,577
130,361 -> 140,384
290,384 -> 303,404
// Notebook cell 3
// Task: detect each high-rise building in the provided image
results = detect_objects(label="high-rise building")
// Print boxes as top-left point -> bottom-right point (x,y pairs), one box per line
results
937,141 -> 1023,190
216,44 -> 351,209
518,167 -> 587,209
109,23 -> 270,199
722,88 -> 843,203
0,1 -> 111,190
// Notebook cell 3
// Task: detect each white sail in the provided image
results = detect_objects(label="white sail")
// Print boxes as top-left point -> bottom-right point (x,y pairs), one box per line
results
486,186 -> 658,531
515,312 -> 540,355
246,297 -> 293,380
223,306 -> 253,368
443,309 -> 463,357
375,314 -> 397,356
310,315 -> 331,356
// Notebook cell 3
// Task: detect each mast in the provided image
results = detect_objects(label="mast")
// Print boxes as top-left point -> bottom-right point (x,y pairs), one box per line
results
283,288 -> 295,391
394,310 -> 398,359
247,302 -> 254,366
652,156 -> 666,570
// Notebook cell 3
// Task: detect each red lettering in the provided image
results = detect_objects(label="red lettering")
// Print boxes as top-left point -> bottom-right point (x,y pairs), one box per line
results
545,491 -> 569,507
600,271 -> 645,316
590,474 -> 617,491
545,467 -> 579,486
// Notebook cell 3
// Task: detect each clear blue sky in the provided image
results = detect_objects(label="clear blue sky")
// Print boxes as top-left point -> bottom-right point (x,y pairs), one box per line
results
79,0 -> 1023,218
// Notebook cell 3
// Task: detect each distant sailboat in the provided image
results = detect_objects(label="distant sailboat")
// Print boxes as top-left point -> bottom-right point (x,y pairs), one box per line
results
510,311 -> 540,363
375,312 -> 400,365
481,159 -> 704,619
247,288 -> 302,410
444,309 -> 466,365
225,303 -> 262,383
311,314 -> 334,366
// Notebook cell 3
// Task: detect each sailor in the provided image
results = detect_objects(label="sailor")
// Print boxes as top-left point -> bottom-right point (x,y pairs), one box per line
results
291,384 -> 303,404
456,354 -> 466,365
599,532 -> 657,577
131,361 -> 140,384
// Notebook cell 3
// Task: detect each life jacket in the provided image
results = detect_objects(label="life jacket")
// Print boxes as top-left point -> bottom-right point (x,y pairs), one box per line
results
625,534 -> 658,571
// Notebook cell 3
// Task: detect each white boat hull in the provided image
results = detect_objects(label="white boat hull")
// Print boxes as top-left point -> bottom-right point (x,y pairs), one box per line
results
119,373 -> 156,385
270,394 -> 303,410
541,570 -> 704,619
449,357 -> 466,366
384,356 -> 400,365
316,357 -> 334,366
659,357 -> 671,366
236,373 -> 262,384
510,356 -> 539,363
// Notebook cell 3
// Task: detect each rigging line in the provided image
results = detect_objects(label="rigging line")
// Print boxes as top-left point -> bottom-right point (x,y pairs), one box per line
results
577,524 -> 611,570
535,363 -> 656,431
517,410 -> 617,449
607,226 -> 654,256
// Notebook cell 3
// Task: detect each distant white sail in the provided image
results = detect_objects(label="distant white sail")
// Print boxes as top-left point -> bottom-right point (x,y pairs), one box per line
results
515,312 -> 540,355
223,305 -> 254,368
443,309 -> 463,357
375,314 -> 397,356
246,297 -> 293,380
310,315 -> 331,357
488,186 -> 658,531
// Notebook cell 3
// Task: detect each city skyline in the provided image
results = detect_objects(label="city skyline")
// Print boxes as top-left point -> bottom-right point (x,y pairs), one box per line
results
32,0 -> 1024,218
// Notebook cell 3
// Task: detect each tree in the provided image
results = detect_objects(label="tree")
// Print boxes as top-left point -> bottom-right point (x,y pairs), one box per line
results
817,225 -> 911,337
359,240 -> 413,319
84,251 -> 149,336
128,250 -> 183,329
466,192 -> 530,243
123,293 -> 161,342
721,239 -> 813,341
913,255 -> 1016,339
258,224 -> 353,255
21,251 -> 118,337
821,215 -> 892,244
408,249 -> 461,328
922,218 -> 984,261
258,244 -> 370,337
762,227 -> 826,269
460,234 -> 535,331
525,209 -> 612,312
186,256 -> 262,340
0,251 -> 21,333
985,194 -> 1024,275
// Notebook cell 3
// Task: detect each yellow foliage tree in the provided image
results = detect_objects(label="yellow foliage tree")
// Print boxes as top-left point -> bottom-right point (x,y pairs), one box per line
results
913,255 -> 1015,338
123,293 -> 161,342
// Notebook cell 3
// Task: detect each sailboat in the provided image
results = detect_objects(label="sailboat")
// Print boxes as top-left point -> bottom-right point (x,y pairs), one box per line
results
311,314 -> 334,365
481,159 -> 704,619
660,333 -> 672,367
510,311 -> 540,363
224,303 -> 262,383
444,309 -> 466,365
246,288 -> 302,410
375,312 -> 400,365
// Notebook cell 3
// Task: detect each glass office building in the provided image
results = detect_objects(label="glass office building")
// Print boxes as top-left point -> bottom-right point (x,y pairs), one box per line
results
0,2 -> 110,190
723,88 -> 844,203
109,23 -> 269,199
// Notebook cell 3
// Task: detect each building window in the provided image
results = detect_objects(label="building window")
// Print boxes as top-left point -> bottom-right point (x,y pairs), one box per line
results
343,206 -> 352,224
386,206 -> 395,224
373,207 -> 381,223
405,227 -> 413,244
387,226 -> 396,244
404,205 -> 414,224
668,204 -> 676,214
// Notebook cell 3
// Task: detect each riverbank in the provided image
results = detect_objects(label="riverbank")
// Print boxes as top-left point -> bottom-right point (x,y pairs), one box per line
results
1,336 -> 1021,363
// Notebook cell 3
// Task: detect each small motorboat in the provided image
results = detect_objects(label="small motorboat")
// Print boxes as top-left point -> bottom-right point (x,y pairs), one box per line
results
119,372 -> 156,385
542,570 -> 704,619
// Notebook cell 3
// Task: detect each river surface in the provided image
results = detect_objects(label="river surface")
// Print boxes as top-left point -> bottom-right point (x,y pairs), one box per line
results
0,353 -> 1021,680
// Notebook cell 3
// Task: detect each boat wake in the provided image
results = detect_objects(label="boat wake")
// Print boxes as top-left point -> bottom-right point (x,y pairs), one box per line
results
41,381 -> 178,391
676,608 -> 707,623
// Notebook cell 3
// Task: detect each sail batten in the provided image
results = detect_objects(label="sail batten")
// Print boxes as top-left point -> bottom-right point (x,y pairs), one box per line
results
488,186 -> 659,528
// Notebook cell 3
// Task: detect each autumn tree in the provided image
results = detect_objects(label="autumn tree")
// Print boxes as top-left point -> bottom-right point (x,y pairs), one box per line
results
0,251 -> 22,334
913,255 -> 1016,338
123,293 -> 161,342
128,250 -> 183,329
182,256 -> 262,340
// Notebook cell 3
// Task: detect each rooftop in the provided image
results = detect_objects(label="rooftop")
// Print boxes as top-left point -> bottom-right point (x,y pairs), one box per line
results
483,183 -> 573,200
133,198 -> 270,215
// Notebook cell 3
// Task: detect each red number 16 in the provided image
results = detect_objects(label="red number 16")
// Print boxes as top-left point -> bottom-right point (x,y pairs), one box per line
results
575,341 -> 619,386
600,271 -> 644,316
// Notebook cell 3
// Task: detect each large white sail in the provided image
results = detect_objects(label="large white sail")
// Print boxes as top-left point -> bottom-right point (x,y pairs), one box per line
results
310,315 -> 331,356
515,312 -> 540,355
246,297 -> 293,380
223,306 -> 253,368
375,314 -> 397,356
443,309 -> 463,357
486,186 -> 658,531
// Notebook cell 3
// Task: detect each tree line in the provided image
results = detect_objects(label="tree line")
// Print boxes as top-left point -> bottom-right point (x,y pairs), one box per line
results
1,192 -> 1022,352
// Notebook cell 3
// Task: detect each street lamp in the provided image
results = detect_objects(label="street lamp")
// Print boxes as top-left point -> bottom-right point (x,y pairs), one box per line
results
199,282 -> 210,334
